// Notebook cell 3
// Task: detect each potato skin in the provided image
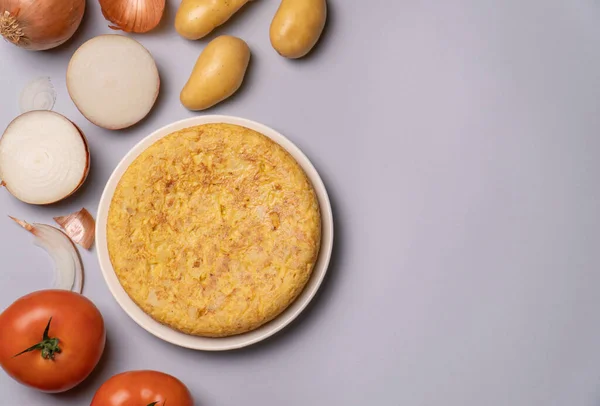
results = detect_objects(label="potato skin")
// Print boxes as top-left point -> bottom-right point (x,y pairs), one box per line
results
175,0 -> 251,40
180,35 -> 250,111
269,0 -> 327,59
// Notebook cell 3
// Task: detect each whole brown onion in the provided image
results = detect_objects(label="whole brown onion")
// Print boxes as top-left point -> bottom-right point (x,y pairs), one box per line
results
99,0 -> 165,34
0,0 -> 85,51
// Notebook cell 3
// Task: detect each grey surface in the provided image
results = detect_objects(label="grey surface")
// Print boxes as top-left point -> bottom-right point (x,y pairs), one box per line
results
1,0 -> 600,405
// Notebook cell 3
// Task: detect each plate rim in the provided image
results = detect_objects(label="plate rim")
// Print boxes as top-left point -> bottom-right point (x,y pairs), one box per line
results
95,115 -> 334,351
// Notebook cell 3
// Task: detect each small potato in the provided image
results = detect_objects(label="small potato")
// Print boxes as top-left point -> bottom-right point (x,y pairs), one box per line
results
180,35 -> 250,111
175,0 -> 252,40
270,0 -> 327,59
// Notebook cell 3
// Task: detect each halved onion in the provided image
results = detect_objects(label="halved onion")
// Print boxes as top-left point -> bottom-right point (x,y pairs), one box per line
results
0,111 -> 90,205
10,217 -> 84,293
67,35 -> 160,130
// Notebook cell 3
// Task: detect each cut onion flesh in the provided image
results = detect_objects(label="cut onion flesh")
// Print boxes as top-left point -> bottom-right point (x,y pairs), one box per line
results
10,217 -> 84,293
67,35 -> 160,130
0,111 -> 90,205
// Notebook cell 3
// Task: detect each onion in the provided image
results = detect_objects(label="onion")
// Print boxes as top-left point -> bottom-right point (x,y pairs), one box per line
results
54,208 -> 95,250
19,76 -> 56,113
99,0 -> 165,33
10,217 -> 84,293
67,35 -> 160,130
0,0 -> 85,51
0,111 -> 90,205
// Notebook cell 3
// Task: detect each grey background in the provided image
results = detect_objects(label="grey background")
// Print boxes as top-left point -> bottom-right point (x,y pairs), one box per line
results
1,0 -> 600,405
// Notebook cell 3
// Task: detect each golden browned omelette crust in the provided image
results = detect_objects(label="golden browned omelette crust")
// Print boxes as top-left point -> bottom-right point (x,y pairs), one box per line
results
107,124 -> 321,337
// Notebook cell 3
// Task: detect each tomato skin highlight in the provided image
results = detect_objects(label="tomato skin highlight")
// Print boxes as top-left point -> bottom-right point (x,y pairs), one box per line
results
0,290 -> 106,393
91,370 -> 193,406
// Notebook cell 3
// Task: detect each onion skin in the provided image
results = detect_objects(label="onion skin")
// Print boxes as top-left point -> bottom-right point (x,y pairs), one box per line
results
0,111 -> 90,205
0,0 -> 85,51
99,0 -> 166,33
54,208 -> 96,250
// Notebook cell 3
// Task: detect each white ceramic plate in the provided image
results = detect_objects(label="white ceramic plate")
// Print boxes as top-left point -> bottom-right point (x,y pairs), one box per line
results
96,115 -> 334,351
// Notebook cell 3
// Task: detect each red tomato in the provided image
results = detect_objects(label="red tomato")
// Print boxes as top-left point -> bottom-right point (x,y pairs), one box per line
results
0,290 -> 105,393
91,370 -> 193,406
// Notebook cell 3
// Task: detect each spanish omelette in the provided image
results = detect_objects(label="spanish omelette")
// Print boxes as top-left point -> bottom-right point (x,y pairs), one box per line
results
107,123 -> 321,337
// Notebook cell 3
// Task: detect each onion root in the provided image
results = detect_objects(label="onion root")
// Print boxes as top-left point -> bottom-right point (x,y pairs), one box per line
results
0,11 -> 27,46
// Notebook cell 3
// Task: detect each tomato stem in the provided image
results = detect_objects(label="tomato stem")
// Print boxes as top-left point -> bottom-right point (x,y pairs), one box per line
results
13,317 -> 61,360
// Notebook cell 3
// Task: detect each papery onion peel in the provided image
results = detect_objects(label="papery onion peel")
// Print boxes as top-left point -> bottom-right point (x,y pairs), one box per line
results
54,208 -> 95,250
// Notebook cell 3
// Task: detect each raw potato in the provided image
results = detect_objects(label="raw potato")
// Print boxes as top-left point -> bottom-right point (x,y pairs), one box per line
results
180,35 -> 250,111
270,0 -> 327,59
67,35 -> 160,130
175,0 -> 252,40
